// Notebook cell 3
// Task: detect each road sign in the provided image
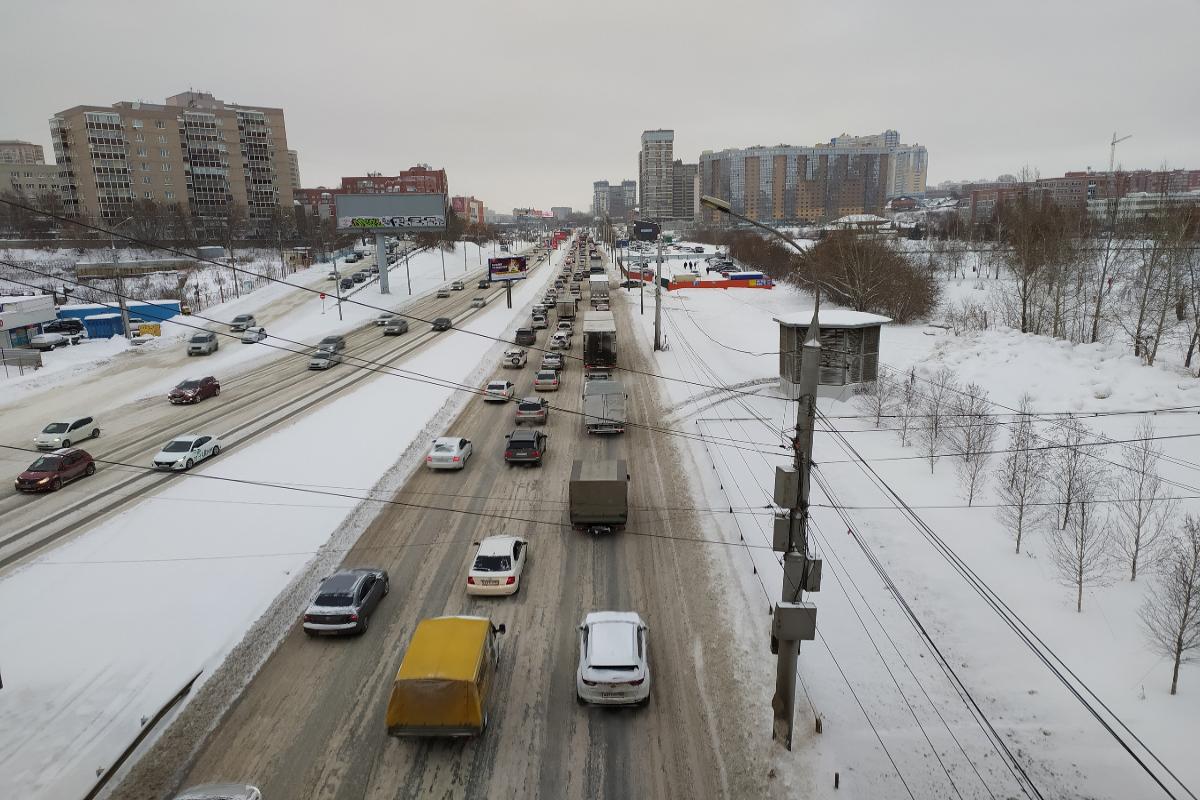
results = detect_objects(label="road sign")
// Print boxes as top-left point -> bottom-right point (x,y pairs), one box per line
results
319,292 -> 326,300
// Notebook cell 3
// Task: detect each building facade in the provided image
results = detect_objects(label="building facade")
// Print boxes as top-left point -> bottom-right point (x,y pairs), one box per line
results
0,163 -> 64,199
592,180 -> 610,216
451,195 -> 485,226
551,206 -> 571,220
49,91 -> 294,223
0,140 -> 46,165
340,166 -> 447,195
639,130 -> 674,221
671,160 -> 698,221
286,150 -> 301,191
293,187 -> 337,220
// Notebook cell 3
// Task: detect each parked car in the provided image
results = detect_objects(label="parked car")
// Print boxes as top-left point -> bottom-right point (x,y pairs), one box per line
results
549,331 -> 571,350
426,436 -> 473,470
151,434 -> 222,471
541,352 -> 564,371
451,280 -> 465,291
340,277 -> 354,291
432,317 -> 452,331
240,327 -> 267,343
369,264 -> 380,274
328,271 -> 340,281
514,396 -> 549,425
532,370 -> 560,392
229,314 -> 256,332
168,376 -> 220,404
172,784 -> 262,800
504,428 -> 547,466
308,348 -> 343,370
351,271 -> 366,284
382,318 -> 410,336
187,331 -> 219,355
531,315 -> 548,330
375,312 -> 397,326
34,416 -> 99,450
302,568 -> 389,636
503,348 -> 528,368
471,296 -> 487,308
317,334 -> 347,352
514,327 -> 536,346
14,448 -> 95,493
466,536 -> 528,596
576,611 -> 650,706
43,318 -> 86,337
29,332 -> 72,350
477,278 -> 490,289
484,379 -> 515,402
436,287 -> 452,298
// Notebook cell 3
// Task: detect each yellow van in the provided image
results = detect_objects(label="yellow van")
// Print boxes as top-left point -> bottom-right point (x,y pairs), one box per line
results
386,616 -> 506,737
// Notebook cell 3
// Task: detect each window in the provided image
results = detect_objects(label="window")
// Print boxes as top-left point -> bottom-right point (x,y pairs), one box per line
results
136,147 -> 146,157
164,191 -> 175,200
134,133 -> 144,143
144,191 -> 153,199
141,162 -> 149,171
155,120 -> 165,129
157,135 -> 166,144
132,119 -> 143,128
160,163 -> 171,171
159,149 -> 169,158
163,176 -> 172,185
142,175 -> 151,184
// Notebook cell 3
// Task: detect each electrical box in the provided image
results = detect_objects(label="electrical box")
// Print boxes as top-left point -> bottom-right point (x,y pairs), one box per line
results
773,466 -> 798,507
783,555 -> 822,594
772,602 -> 817,641
773,513 -> 793,552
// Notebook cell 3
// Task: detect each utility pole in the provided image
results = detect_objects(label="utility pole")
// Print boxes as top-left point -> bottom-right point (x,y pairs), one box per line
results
376,232 -> 391,294
653,233 -> 663,350
109,216 -> 134,339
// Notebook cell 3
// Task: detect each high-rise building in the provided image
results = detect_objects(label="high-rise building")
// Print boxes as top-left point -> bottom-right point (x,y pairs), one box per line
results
551,206 -> 572,220
0,140 -> 46,165
592,180 -> 610,216
639,129 -> 674,221
620,180 -> 636,215
828,130 -> 927,197
49,91 -> 295,223
671,160 -> 698,220
286,149 -> 301,191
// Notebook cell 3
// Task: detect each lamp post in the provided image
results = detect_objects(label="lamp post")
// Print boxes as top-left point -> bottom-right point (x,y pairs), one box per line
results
108,216 -> 135,339
700,193 -> 820,751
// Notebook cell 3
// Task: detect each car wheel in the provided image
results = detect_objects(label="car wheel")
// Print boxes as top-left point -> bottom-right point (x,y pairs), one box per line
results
91,428 -> 99,439
211,446 -> 220,457
50,477 -> 63,491
184,459 -> 194,470
214,386 -> 220,396
84,463 -> 96,477
638,693 -> 650,708
303,628 -> 316,637
61,439 -> 71,449
383,578 -> 390,596
359,614 -> 369,634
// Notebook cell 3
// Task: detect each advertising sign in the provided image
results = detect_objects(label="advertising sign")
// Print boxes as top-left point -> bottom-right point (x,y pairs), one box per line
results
488,256 -> 529,282
334,193 -> 449,232
632,220 -> 660,242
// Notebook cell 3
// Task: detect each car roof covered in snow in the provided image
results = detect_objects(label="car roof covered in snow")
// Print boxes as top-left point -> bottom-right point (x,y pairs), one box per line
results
585,611 -> 644,666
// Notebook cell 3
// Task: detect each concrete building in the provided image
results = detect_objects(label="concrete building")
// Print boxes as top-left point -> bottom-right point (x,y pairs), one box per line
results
286,150 -> 301,191
0,140 -> 46,165
551,206 -> 571,220
293,187 -> 338,220
0,294 -> 57,348
1087,190 -> 1200,224
0,163 -> 64,199
451,195 -> 485,226
829,130 -> 926,197
620,180 -> 636,215
639,130 -> 674,221
592,180 -> 610,216
671,160 -> 698,221
340,166 -> 447,195
49,90 -> 295,223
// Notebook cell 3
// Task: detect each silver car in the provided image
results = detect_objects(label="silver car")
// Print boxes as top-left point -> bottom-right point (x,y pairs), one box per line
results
173,785 -> 261,800
187,331 -> 219,355
308,348 -> 343,369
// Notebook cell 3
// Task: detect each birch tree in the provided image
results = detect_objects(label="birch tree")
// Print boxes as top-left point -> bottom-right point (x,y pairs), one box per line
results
919,366 -> 958,472
995,394 -> 1045,553
853,372 -> 897,429
1047,418 -> 1095,530
948,382 -> 998,506
1113,418 -> 1176,581
895,368 -> 919,447
1048,497 -> 1115,613
1140,517 -> 1200,695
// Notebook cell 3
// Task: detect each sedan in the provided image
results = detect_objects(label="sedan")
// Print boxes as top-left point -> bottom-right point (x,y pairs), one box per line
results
576,611 -> 650,706
382,318 -> 409,336
302,568 -> 389,636
351,271 -> 367,283
427,436 -> 473,470
503,348 -> 528,368
471,296 -> 487,308
466,536 -> 528,596
504,428 -> 547,466
308,348 -> 343,370
514,396 -> 549,425
34,416 -> 100,450
317,334 -> 347,352
168,376 -> 220,404
540,352 -> 564,371
432,317 -> 452,331
533,369 -> 560,392
484,379 -> 515,402
374,312 -> 398,326
477,279 -> 490,289
14,448 -> 95,493
436,287 -> 452,298
451,280 -> 465,291
151,434 -> 221,471
240,327 -> 267,343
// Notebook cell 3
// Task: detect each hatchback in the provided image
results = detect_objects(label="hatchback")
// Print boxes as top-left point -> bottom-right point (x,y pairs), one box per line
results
427,436 -> 473,470
229,314 -> 256,332
302,568 -> 389,635
14,448 -> 95,493
514,397 -> 549,425
168,376 -> 220,404
576,611 -> 650,706
484,380 -> 515,402
34,416 -> 99,450
504,428 -> 547,466
466,536 -> 528,596
532,370 -> 560,392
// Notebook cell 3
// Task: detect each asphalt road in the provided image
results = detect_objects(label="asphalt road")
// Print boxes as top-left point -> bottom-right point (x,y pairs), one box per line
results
117,261 -> 768,799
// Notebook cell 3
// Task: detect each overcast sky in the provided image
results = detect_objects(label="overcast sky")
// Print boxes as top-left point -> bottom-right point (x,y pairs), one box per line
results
8,0 -> 1199,213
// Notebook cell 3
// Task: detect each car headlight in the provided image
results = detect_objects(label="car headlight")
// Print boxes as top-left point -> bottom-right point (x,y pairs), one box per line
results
37,477 -> 50,485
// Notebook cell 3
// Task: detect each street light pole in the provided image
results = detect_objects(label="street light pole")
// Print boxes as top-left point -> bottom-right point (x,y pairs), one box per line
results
653,233 -> 663,350
109,216 -> 135,339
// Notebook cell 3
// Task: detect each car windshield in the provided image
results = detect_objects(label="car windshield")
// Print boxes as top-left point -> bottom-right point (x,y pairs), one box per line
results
42,423 -> 69,433
233,315 -> 251,323
537,372 -> 555,380
488,383 -> 507,391
473,555 -> 511,572
177,380 -> 201,390
189,334 -> 211,343
28,456 -> 63,471
313,592 -> 354,607
433,442 -> 455,452
163,440 -> 193,453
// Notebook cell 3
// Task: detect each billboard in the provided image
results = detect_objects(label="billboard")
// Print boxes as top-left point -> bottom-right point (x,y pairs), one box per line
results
632,220 -> 660,241
489,256 -> 529,282
334,193 -> 448,232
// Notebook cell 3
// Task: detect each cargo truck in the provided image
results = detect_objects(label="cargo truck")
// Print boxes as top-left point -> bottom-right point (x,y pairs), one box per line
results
582,310 -> 617,369
588,274 -> 610,306
582,378 -> 626,434
569,458 -> 629,534
556,298 -> 577,320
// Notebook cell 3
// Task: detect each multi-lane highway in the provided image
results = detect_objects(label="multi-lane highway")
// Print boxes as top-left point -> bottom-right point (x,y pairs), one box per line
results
105,244 -> 769,799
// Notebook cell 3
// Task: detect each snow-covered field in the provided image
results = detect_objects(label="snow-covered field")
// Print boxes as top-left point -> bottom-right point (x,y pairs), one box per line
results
621,275 -> 1200,799
0,243 -> 564,800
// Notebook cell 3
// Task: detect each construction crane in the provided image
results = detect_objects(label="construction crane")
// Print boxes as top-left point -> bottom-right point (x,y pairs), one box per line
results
1109,131 -> 1132,173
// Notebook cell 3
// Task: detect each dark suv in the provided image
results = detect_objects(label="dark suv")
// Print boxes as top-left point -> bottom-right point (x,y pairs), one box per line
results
302,568 -> 390,636
168,376 -> 221,404
317,334 -> 347,353
504,429 -> 547,466
43,318 -> 85,336
15,448 -> 96,492
514,327 -> 536,346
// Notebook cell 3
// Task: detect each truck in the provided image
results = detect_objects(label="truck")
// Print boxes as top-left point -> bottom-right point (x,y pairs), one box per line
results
583,310 -> 617,369
569,458 -> 629,534
556,298 -> 576,320
582,378 -> 626,435
588,273 -> 610,306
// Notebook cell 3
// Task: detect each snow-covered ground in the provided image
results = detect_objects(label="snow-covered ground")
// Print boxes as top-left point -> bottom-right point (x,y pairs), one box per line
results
620,276 -> 1200,799
0,242 -> 565,800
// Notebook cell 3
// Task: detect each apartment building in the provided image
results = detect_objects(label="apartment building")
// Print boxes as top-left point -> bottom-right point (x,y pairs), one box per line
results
340,166 -> 447,194
592,180 -> 610,216
49,91 -> 294,223
0,140 -> 46,165
671,160 -> 698,221
0,163 -> 64,199
639,130 -> 674,221
451,195 -> 485,226
591,178 -> 638,220
294,187 -> 338,220
287,150 -> 301,191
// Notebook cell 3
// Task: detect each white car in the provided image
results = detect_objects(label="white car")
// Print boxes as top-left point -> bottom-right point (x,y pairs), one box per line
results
483,379 -> 515,402
240,327 -> 267,343
556,321 -> 574,335
503,348 -> 528,368
576,611 -> 650,706
427,436 -> 473,470
594,302 -> 610,311
34,416 -> 100,450
308,348 -> 343,370
151,434 -> 222,471
466,535 -> 528,596
549,331 -> 571,350
531,315 -> 548,330
29,332 -> 78,350
532,370 -> 560,392
471,296 -> 487,308
229,314 -> 257,332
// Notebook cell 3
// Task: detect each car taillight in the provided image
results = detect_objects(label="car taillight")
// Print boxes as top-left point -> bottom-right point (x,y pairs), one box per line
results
505,450 -> 513,458
531,450 -> 540,457
349,612 -> 359,621
426,456 -> 432,462
452,456 -> 460,462
303,614 -> 313,622
467,576 -> 476,585
505,576 -> 515,585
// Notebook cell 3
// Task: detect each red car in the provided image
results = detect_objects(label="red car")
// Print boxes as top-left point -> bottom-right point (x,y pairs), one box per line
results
168,376 -> 221,404
14,448 -> 96,492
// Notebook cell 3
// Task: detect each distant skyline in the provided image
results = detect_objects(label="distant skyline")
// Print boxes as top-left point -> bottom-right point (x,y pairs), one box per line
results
6,0 -> 1198,213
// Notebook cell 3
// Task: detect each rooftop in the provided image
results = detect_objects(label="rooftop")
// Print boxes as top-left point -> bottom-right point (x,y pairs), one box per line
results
774,310 -> 892,328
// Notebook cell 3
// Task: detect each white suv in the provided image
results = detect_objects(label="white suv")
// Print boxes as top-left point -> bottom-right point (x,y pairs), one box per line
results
34,416 -> 100,450
576,611 -> 650,706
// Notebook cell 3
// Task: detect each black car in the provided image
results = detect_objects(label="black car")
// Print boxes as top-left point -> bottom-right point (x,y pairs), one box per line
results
317,334 -> 347,352
43,318 -> 85,336
340,277 -> 354,290
352,271 -> 367,283
504,428 -> 547,466
432,317 -> 452,331
302,568 -> 389,636
514,327 -> 536,346
477,278 -> 490,289
621,279 -> 642,289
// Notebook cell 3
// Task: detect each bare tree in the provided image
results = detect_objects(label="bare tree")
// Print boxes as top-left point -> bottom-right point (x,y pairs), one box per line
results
995,395 -> 1046,553
1140,517 -> 1200,694
1046,418 -> 1096,530
997,193 -> 1079,334
852,371 -> 896,428
1113,418 -> 1176,581
948,382 -> 998,505
895,368 -> 919,447
918,366 -> 958,472
1048,497 -> 1115,613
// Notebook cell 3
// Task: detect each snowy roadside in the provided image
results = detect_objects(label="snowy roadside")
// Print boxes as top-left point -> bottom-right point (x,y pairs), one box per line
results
622,279 -> 1200,799
0,242 -> 566,800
